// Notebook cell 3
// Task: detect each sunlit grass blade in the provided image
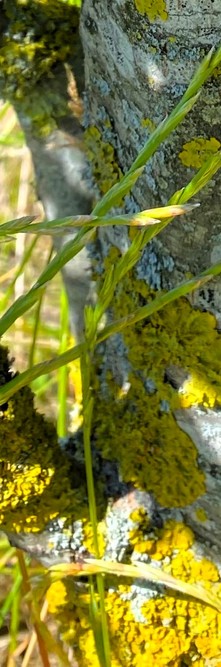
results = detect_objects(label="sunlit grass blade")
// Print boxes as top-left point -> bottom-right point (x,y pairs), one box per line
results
0,216 -> 37,235
48,557 -> 221,613
0,546 -> 15,570
57,287 -> 69,437
32,375 -> 56,397
0,203 -> 198,238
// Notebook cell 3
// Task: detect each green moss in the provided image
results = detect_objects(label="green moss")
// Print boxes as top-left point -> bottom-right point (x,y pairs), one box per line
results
84,126 -> 123,194
93,273 -> 221,508
179,137 -> 221,168
134,0 -> 168,21
0,0 -> 80,135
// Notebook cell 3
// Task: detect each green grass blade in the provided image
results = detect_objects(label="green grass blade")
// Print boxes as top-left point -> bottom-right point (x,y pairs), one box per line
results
57,287 -> 69,437
97,268 -> 220,342
1,262 -> 221,405
92,166 -> 144,216
29,245 -> 54,368
0,342 -> 83,404
127,94 -> 200,175
0,571 -> 22,629
0,205 -> 194,237
8,566 -> 21,656
0,228 -> 93,336
180,45 -> 221,106
0,284 -> 46,336
80,307 -> 111,667
93,45 -> 221,217
0,216 -> 36,235
170,151 -> 221,204
0,236 -> 38,312
0,547 -> 16,571
89,580 -> 111,667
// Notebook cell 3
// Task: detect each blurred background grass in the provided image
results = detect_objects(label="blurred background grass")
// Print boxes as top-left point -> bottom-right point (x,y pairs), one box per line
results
0,100 -> 76,424
0,102 -> 76,666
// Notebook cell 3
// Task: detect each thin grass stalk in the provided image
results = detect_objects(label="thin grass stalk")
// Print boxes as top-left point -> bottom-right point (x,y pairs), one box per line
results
29,245 -> 54,368
0,238 -> 37,312
8,564 -> 21,659
57,287 -> 69,437
21,599 -> 49,667
0,228 -> 93,337
0,571 -> 22,629
80,328 -> 111,667
16,550 -> 51,667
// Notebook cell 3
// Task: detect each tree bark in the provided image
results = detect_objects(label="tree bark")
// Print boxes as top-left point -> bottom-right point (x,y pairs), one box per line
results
1,2 -> 221,665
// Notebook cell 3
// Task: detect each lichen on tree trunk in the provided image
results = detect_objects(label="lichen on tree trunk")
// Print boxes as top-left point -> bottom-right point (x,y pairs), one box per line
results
1,1 -> 221,665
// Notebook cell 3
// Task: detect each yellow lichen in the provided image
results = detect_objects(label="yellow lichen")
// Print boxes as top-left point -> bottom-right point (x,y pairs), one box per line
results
0,347 -> 90,533
134,0 -> 168,21
195,508 -> 207,522
178,370 -> 221,408
82,518 -> 106,557
141,117 -> 156,132
93,275 -> 221,508
42,518 -> 221,666
130,520 -> 194,560
84,126 -> 123,194
46,580 -> 68,613
179,137 -> 221,168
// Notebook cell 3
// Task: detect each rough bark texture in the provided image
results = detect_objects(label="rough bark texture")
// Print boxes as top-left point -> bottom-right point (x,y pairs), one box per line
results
1,2 -> 221,666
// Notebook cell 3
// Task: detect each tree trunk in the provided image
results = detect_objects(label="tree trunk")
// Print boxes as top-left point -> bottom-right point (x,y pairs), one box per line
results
1,2 -> 221,665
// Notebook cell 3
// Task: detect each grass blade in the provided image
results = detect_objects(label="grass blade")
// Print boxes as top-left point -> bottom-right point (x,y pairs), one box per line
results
48,556 -> 221,613
29,245 -> 54,368
97,271 -> 216,342
93,46 -> 221,217
0,342 -> 83,404
57,287 -> 69,437
0,571 -> 22,630
0,228 -> 93,336
1,262 -> 221,405
0,237 -> 38,312
92,166 -> 144,216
